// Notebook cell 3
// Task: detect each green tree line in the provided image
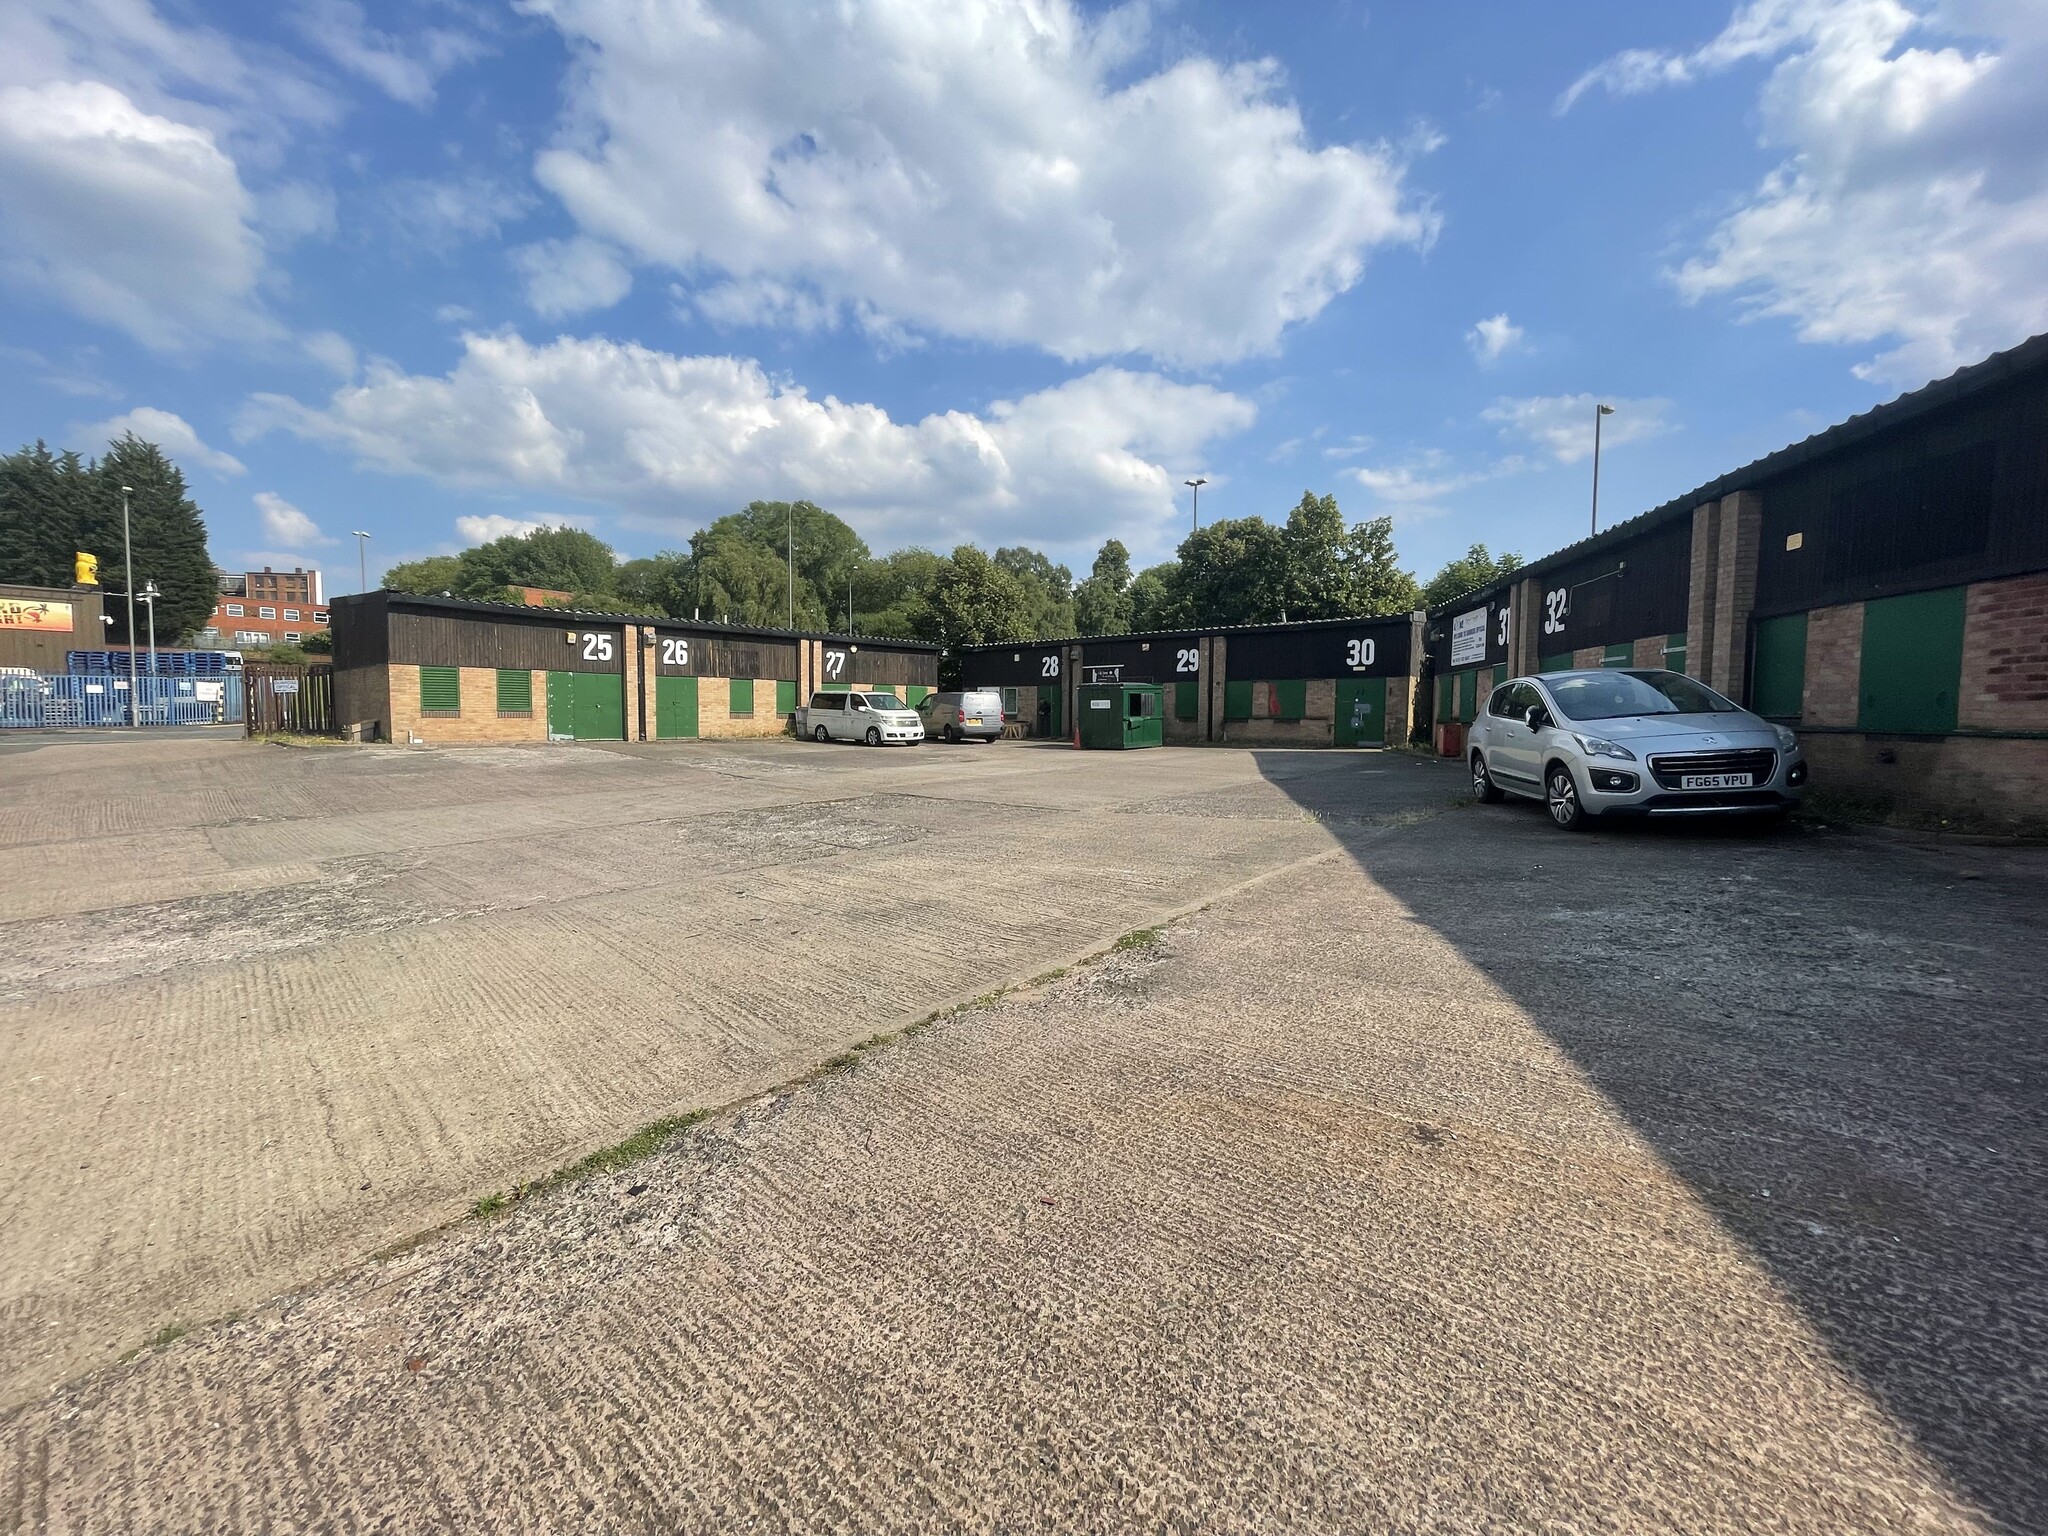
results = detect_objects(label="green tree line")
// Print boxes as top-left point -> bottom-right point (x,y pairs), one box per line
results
385,493 -> 1523,647
0,437 -> 216,644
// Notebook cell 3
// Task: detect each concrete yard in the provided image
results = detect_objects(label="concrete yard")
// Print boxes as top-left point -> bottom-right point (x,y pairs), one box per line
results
2,733 -> 2044,1532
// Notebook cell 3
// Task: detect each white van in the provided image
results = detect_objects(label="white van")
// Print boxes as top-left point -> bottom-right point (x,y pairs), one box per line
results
796,690 -> 925,745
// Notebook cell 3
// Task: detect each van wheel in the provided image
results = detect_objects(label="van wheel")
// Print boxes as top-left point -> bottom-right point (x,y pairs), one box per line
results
944,724 -> 959,743
865,726 -> 882,747
1471,753 -> 1505,804
813,725 -> 830,742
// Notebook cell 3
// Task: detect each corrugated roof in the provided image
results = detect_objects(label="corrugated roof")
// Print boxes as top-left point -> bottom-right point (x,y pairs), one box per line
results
333,589 -> 940,649
1427,329 -> 2048,616
954,611 -> 1418,653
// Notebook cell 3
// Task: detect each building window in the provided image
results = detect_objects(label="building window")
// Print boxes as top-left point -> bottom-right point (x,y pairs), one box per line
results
225,604 -> 244,617
235,630 -> 266,645
259,606 -> 277,619
496,668 -> 533,716
313,610 -> 328,624
284,631 -> 302,643
419,665 -> 461,716
284,608 -> 300,621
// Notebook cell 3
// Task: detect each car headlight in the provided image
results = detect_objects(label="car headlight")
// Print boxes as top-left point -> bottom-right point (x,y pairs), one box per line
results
1573,734 -> 1636,761
1773,724 -> 1799,752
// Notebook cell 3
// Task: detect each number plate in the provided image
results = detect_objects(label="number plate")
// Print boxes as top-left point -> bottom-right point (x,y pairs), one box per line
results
1680,772 -> 1753,790
962,717 -> 982,725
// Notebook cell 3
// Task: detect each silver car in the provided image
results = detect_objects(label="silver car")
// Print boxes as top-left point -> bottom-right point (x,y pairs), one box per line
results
797,690 -> 925,746
1467,669 -> 1807,830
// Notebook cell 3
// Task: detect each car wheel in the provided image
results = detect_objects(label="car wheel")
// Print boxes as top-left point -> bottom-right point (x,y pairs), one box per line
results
813,725 -> 830,742
865,726 -> 882,747
944,724 -> 959,743
1546,763 -> 1592,831
1471,752 -> 1505,804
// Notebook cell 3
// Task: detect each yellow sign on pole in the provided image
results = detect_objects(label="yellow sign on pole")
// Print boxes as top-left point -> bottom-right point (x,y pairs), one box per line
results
0,598 -> 75,631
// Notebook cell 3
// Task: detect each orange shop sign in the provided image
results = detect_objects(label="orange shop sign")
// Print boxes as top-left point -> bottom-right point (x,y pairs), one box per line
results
0,598 -> 73,631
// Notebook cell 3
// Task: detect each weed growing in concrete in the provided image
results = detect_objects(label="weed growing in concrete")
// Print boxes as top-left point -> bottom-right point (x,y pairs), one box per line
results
472,1192 -> 508,1219
1112,926 -> 1163,953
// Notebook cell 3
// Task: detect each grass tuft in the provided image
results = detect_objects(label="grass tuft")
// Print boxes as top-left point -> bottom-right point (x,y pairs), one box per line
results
1112,926 -> 1163,954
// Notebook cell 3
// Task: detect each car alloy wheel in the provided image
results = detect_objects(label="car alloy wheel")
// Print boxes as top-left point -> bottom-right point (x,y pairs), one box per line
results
865,726 -> 882,747
813,725 -> 830,742
1546,764 -> 1586,830
1472,753 -> 1504,804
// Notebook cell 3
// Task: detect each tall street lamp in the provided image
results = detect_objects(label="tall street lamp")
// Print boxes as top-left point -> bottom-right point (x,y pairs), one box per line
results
1184,477 -> 1207,534
786,505 -> 796,630
140,581 -> 160,684
352,530 -> 372,592
1590,403 -> 1615,537
120,484 -> 137,727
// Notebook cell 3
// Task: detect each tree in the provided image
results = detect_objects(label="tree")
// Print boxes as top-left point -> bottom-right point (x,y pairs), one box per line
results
856,547 -> 945,638
1173,516 -> 1290,627
615,554 -> 690,616
1422,544 -> 1522,609
912,546 -> 1034,652
1128,562 -> 1184,632
992,545 -> 1075,638
1073,539 -> 1135,636
383,555 -> 464,595
456,525 -> 618,602
1341,514 -> 1422,617
92,436 -> 215,643
0,442 -> 93,589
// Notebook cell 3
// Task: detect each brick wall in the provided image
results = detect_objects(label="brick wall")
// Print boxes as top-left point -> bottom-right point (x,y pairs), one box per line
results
1802,602 -> 1863,728
697,676 -> 795,739
1802,733 -> 2048,825
1572,646 -> 1603,668
1709,490 -> 1762,696
1215,678 -> 1335,746
387,665 -> 546,746
1961,571 -> 2048,731
1632,635 -> 1665,667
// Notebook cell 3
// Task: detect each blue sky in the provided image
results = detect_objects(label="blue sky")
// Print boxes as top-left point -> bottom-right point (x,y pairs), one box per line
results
2,0 -> 2043,594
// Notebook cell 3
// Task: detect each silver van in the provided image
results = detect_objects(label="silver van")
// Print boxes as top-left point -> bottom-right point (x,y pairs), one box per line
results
916,689 -> 1004,742
796,690 -> 925,746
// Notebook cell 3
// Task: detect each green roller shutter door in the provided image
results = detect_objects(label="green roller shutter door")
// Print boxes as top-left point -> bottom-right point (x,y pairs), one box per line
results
1750,613 -> 1807,720
1224,680 -> 1253,720
1173,680 -> 1198,720
777,679 -> 798,715
571,672 -> 624,740
655,674 -> 698,739
1456,669 -> 1478,723
1334,677 -> 1385,745
1859,587 -> 1964,734
420,665 -> 460,714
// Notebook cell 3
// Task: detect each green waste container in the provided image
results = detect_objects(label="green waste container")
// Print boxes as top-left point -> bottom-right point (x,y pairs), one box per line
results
1078,682 -> 1164,749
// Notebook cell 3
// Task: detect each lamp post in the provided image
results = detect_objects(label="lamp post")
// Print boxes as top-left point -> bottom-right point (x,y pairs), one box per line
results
1590,403 -> 1615,537
351,530 -> 372,592
1184,477 -> 1207,534
847,565 -> 856,636
786,505 -> 795,630
120,484 -> 137,727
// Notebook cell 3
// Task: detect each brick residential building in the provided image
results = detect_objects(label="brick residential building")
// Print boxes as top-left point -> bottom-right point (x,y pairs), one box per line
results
199,567 -> 328,650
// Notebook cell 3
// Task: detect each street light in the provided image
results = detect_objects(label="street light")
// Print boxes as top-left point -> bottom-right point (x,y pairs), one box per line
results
1590,403 -> 1615,537
120,484 -> 137,727
786,505 -> 796,630
351,530 -> 372,592
1184,477 -> 1207,534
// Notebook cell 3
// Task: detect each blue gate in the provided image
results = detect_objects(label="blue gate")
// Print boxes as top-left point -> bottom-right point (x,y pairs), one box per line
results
0,673 -> 245,728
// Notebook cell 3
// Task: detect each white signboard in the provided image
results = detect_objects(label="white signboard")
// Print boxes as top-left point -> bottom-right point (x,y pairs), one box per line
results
272,678 -> 300,695
1450,607 -> 1489,667
1089,698 -> 1112,709
196,681 -> 223,701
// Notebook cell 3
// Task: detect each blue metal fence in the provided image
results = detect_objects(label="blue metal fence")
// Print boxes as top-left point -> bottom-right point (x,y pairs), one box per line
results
0,673 -> 245,729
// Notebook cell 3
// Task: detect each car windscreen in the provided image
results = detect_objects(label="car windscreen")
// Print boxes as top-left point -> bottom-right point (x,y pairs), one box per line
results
1547,671 -> 1738,721
865,693 -> 904,710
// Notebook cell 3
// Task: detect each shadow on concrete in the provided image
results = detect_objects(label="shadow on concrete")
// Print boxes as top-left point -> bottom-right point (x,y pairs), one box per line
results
1253,750 -> 2048,1531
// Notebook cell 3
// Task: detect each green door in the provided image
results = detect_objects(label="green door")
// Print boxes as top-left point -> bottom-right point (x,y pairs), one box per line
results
546,671 -> 573,739
1334,676 -> 1386,746
655,674 -> 699,739
1859,586 -> 1965,734
571,672 -> 624,740
1041,683 -> 1063,736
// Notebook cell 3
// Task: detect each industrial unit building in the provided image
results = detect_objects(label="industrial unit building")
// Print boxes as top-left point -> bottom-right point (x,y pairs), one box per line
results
0,582 -> 106,671
959,613 -> 1422,748
1426,331 -> 2048,820
330,591 -> 937,744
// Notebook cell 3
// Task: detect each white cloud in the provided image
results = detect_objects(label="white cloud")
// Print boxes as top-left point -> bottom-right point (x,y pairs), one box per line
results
79,405 -> 247,475
522,0 -> 1437,366
1466,312 -> 1525,365
1563,0 -> 2048,383
512,236 -> 632,318
1481,394 -> 1672,464
0,81 -> 272,351
385,176 -> 532,254
255,490 -> 333,547
240,331 -> 1256,553
454,514 -> 552,544
303,330 -> 358,378
292,0 -> 484,110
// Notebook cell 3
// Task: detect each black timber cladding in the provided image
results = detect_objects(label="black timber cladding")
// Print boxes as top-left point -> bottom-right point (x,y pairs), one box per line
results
1080,633 -> 1201,683
1524,515 -> 1692,657
1222,616 -> 1411,679
837,644 -> 938,688
1752,365 -> 2048,616
962,641 -> 1068,688
1430,589 -> 1512,673
647,626 -> 799,679
390,609 -> 625,673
